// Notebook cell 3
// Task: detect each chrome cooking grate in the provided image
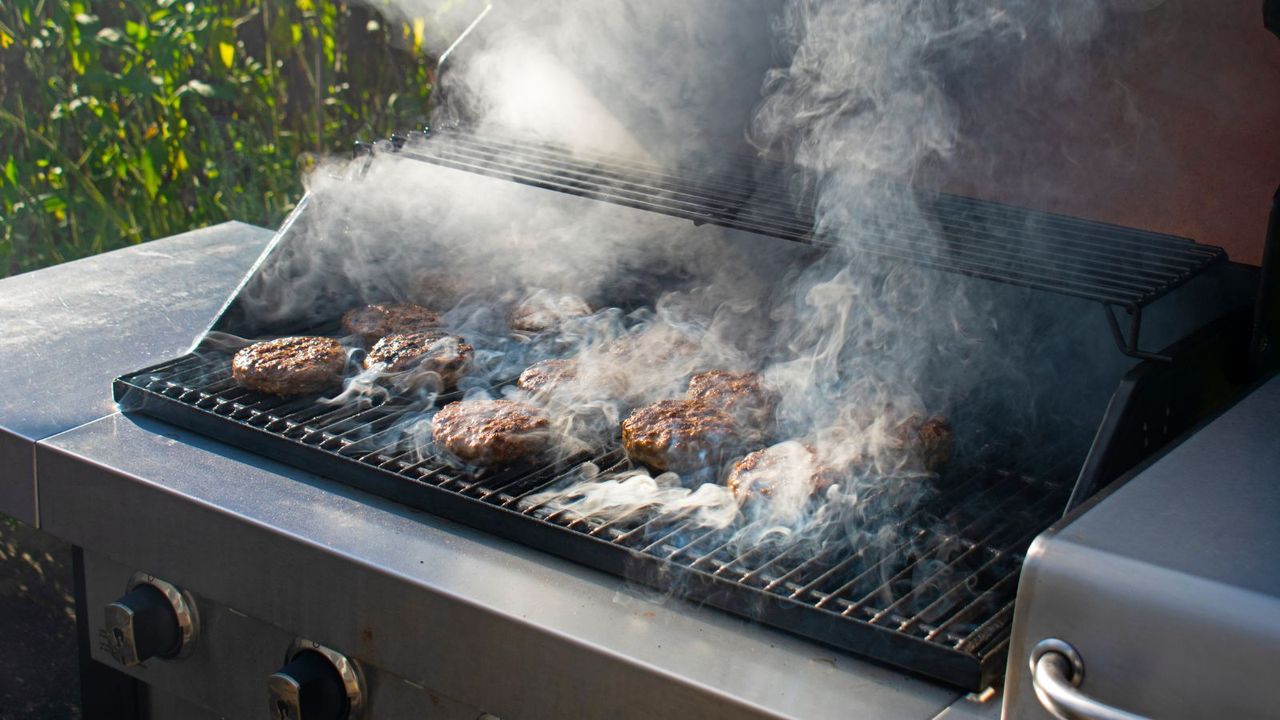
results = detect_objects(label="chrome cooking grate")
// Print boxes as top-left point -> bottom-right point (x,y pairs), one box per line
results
115,350 -> 1070,690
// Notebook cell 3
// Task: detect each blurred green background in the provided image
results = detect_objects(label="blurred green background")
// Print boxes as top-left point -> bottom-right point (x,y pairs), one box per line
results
0,0 -> 435,277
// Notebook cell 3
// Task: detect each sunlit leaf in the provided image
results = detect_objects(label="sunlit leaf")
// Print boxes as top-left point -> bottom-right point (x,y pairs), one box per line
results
412,18 -> 425,54
139,151 -> 161,200
218,41 -> 234,68
3,157 -> 17,185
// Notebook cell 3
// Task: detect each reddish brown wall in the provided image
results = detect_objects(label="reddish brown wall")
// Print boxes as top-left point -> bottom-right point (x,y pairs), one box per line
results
940,2 -> 1280,265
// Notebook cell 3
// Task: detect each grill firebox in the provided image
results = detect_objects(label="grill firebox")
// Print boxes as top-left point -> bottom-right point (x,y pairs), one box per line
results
116,351 -> 1066,690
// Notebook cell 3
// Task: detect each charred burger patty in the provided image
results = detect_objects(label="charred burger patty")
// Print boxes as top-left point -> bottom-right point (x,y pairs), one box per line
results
726,443 -> 833,503
686,370 -> 776,430
621,399 -> 740,474
516,358 -> 579,394
364,331 -> 473,388
231,336 -> 347,396
889,415 -> 954,473
432,399 -> 551,466
341,303 -> 442,345
509,291 -> 592,333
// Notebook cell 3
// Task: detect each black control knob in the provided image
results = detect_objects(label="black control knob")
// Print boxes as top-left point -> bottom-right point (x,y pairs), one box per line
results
269,651 -> 349,720
269,641 -> 364,720
103,575 -> 198,667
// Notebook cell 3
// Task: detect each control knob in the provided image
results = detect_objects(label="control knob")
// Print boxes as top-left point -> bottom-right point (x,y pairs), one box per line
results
268,639 -> 365,720
103,573 -> 199,667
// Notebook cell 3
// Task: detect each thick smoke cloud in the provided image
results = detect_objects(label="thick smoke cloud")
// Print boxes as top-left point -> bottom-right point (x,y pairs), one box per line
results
227,0 -> 1188,557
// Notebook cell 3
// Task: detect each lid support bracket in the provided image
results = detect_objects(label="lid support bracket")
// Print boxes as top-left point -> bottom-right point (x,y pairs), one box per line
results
1104,303 -> 1172,362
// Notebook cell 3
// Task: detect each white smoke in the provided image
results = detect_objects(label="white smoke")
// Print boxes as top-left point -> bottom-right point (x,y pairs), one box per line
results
223,0 -> 1174,561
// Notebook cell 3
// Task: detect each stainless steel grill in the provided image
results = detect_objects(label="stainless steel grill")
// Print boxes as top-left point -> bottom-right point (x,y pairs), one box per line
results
115,350 -> 1069,690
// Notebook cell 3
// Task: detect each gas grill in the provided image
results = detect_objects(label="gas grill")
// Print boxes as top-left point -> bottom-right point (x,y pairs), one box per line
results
6,6 -> 1278,717
107,131 -> 1243,697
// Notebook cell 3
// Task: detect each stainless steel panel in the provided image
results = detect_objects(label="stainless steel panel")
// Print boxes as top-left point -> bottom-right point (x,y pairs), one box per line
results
0,222 -> 273,524
40,414 -> 959,719
0,429 -> 35,525
1004,375 -> 1280,719
83,551 -> 477,719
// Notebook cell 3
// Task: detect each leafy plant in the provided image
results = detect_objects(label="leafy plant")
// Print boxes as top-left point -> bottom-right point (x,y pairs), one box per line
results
0,0 -> 435,276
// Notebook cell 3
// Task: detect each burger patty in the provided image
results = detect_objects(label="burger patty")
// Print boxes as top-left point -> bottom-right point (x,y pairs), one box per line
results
607,325 -> 700,366
341,303 -> 442,344
686,370 -> 776,429
621,399 -> 740,474
509,291 -> 592,333
726,442 -> 833,503
231,336 -> 347,396
516,358 -> 579,394
432,399 -> 551,466
364,332 -> 473,388
888,415 -> 954,473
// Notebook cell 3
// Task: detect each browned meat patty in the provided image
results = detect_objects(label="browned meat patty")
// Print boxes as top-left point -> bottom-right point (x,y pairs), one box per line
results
726,442 -> 834,503
516,358 -> 579,394
231,336 -> 347,396
409,269 -> 488,308
621,399 -> 740,474
888,415 -> 954,473
341,303 -> 442,344
607,325 -> 700,366
432,399 -> 551,466
364,332 -> 473,388
509,291 -> 592,333
686,370 -> 777,429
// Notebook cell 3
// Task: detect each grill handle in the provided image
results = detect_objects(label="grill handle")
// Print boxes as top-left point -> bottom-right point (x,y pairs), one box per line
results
1030,639 -> 1150,720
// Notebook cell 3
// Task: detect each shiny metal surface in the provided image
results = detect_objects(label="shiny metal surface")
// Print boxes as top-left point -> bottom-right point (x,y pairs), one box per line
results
39,414 -> 960,719
1030,642 -> 1147,720
82,550 -> 475,719
0,222 -> 274,525
1004,374 -> 1280,719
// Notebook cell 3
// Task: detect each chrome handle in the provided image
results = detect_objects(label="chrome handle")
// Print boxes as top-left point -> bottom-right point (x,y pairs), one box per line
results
1030,639 -> 1150,720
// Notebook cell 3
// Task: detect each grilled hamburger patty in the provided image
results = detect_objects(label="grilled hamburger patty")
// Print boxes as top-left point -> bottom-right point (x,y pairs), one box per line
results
364,332 -> 473,387
341,303 -> 442,344
509,291 -> 592,333
432,399 -> 551,465
231,336 -> 347,396
621,399 -> 740,474
889,415 -> 954,473
516,358 -> 578,394
686,370 -> 776,429
727,442 -> 833,503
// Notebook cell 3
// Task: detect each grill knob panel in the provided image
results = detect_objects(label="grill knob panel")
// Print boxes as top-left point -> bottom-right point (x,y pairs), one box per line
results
103,574 -> 199,667
269,640 -> 365,720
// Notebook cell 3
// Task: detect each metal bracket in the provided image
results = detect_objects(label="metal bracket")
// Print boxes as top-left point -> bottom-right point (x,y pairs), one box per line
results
1103,303 -> 1172,362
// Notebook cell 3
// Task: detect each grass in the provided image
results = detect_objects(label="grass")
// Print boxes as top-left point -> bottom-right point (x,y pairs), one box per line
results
0,0 -> 437,277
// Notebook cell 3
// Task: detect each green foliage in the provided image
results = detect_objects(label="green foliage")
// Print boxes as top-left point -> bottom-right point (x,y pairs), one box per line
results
0,1 -> 434,276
